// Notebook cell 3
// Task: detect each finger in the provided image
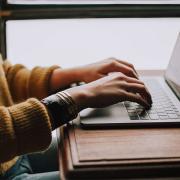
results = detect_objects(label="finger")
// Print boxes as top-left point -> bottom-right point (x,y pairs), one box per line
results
114,73 -> 152,104
111,62 -> 138,79
121,82 -> 152,105
103,58 -> 138,79
113,58 -> 139,77
120,75 -> 144,85
117,75 -> 152,104
123,91 -> 151,109
117,60 -> 138,76
108,72 -> 152,104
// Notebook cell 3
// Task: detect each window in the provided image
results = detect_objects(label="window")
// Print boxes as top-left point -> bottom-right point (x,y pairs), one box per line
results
1,0 -> 180,68
6,18 -> 180,69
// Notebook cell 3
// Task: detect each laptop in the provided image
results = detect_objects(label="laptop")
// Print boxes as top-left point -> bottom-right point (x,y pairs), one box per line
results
80,33 -> 180,128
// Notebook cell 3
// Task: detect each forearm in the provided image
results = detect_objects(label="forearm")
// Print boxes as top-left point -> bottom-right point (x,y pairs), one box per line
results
50,67 -> 83,93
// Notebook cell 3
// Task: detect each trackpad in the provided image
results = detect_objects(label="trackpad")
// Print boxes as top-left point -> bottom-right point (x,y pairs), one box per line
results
80,103 -> 129,127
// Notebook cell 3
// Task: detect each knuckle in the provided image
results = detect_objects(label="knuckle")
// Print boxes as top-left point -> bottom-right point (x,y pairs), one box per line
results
120,82 -> 129,91
127,68 -> 134,76
119,90 -> 126,98
116,74 -> 125,81
110,59 -> 118,67
121,81 -> 128,86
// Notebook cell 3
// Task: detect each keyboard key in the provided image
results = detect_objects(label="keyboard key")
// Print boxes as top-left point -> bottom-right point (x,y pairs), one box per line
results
165,108 -> 173,111
157,107 -> 165,110
147,109 -> 156,114
153,103 -> 162,107
158,112 -> 167,116
127,108 -> 139,120
168,114 -> 179,119
174,110 -> 180,113
166,110 -> 175,113
151,107 -> 158,111
156,110 -> 165,113
149,114 -> 159,120
129,115 -> 139,120
167,112 -> 175,115
128,112 -> 138,116
159,115 -> 169,120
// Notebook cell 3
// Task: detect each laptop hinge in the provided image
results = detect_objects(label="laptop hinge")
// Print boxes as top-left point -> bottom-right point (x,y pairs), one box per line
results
165,77 -> 180,101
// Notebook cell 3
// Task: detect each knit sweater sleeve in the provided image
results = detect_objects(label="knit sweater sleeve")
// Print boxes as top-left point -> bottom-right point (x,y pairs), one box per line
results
0,98 -> 52,163
3,60 -> 59,102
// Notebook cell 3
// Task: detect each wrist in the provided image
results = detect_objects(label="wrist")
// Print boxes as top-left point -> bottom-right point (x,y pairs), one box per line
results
66,85 -> 93,111
50,68 -> 83,93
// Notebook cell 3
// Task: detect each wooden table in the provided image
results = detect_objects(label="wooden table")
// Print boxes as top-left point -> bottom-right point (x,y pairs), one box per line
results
58,70 -> 180,180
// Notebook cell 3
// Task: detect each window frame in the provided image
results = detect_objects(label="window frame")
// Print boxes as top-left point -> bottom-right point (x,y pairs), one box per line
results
1,0 -> 180,19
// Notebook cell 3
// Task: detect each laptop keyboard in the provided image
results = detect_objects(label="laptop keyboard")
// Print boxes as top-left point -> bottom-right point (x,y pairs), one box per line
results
124,79 -> 180,120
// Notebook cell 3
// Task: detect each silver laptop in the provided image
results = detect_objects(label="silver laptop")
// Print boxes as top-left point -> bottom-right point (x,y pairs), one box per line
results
80,33 -> 180,128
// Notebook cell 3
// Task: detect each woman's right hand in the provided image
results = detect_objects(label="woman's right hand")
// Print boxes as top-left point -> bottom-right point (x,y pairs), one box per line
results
66,72 -> 152,112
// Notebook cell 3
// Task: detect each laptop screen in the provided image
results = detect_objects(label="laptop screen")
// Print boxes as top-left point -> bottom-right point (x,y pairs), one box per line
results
165,33 -> 180,99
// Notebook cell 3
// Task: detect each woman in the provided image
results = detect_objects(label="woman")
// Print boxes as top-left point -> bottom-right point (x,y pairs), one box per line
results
0,55 -> 152,180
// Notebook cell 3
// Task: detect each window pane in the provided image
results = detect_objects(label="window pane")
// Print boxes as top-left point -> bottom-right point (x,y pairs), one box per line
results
6,18 -> 180,69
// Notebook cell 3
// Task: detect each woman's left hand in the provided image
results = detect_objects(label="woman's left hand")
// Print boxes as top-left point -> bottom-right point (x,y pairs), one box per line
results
50,57 -> 139,93
76,57 -> 139,83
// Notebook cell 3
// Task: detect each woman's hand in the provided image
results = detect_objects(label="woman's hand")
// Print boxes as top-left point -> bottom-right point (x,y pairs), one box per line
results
50,58 -> 138,93
76,58 -> 139,83
66,72 -> 152,112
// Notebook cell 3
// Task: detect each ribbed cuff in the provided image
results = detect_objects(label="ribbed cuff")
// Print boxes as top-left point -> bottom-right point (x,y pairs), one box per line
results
0,107 -> 17,163
8,98 -> 52,155
29,65 -> 60,99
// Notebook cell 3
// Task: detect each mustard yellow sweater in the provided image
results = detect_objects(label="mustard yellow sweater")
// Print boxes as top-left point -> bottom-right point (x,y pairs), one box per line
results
0,55 -> 59,175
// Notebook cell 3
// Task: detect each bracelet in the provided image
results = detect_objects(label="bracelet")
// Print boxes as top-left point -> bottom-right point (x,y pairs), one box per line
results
56,91 -> 78,120
41,91 -> 78,129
